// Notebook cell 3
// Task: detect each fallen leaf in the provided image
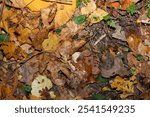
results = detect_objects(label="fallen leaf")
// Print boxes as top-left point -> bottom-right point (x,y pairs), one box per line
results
24,0 -> 51,11
31,75 -> 53,97
89,9 -> 108,25
100,51 -> 129,78
55,0 -> 76,28
107,0 -> 139,10
10,0 -> 25,8
42,31 -> 60,51
110,76 -> 137,98
112,24 -> 126,41
0,42 -> 27,60
41,4 -> 56,28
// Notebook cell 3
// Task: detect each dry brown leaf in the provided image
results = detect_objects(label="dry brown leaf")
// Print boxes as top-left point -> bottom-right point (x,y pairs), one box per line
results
107,0 -> 139,10
10,0 -> 25,8
41,4 -> 56,29
81,0 -> 96,15
127,34 -> 150,56
0,42 -> 27,60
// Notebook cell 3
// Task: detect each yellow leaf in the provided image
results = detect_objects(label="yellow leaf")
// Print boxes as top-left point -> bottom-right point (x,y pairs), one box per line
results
89,9 -> 108,25
55,0 -> 76,28
24,0 -> 51,11
110,76 -> 136,98
42,32 -> 60,51
31,75 -> 53,97
0,42 -> 27,60
127,34 -> 142,53
102,86 -> 111,91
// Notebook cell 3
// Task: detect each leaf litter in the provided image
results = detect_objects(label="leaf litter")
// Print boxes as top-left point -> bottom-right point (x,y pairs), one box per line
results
0,0 -> 150,100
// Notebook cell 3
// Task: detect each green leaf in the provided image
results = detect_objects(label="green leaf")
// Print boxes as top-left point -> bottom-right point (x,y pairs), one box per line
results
61,24 -> 67,28
116,52 -> 125,61
126,2 -> 136,15
21,85 -> 32,93
6,0 -> 11,3
74,15 -> 87,25
135,54 -> 144,61
92,94 -> 106,100
103,14 -> 110,21
147,8 -> 150,18
93,16 -> 99,21
55,29 -> 61,34
83,0 -> 90,4
96,76 -> 109,83
130,67 -> 136,75
6,6 -> 11,10
0,34 -> 9,42
107,20 -> 116,28
6,0 -> 12,10
76,0 -> 81,8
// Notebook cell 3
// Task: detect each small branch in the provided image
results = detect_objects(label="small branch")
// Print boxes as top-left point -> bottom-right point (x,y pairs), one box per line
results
94,34 -> 106,46
42,0 -> 72,5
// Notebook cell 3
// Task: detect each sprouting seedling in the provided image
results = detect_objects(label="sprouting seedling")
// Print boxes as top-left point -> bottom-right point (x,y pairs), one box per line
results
126,2 -> 137,15
103,14 -> 116,28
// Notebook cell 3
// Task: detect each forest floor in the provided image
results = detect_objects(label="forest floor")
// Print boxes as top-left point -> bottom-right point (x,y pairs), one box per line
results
0,0 -> 150,100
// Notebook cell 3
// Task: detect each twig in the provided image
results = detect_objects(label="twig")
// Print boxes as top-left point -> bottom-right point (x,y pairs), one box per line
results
94,34 -> 106,46
42,0 -> 72,5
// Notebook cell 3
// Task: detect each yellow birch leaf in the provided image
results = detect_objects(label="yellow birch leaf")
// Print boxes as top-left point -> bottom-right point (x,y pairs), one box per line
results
24,0 -> 51,11
42,32 -> 60,51
55,0 -> 76,28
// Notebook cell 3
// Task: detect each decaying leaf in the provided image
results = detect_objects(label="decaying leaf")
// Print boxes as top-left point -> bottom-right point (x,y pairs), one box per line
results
81,0 -> 96,15
41,3 -> 57,29
89,9 -> 108,25
0,42 -> 27,60
24,0 -> 51,11
42,31 -> 60,51
0,0 -> 149,100
107,0 -> 139,10
127,34 -> 150,57
55,0 -> 76,28
31,75 -> 53,97
110,76 -> 137,98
